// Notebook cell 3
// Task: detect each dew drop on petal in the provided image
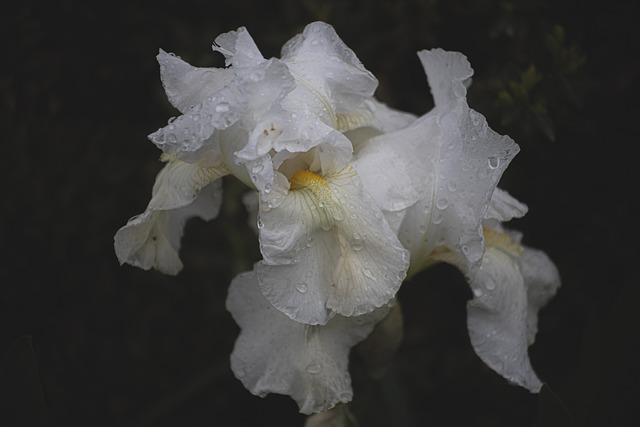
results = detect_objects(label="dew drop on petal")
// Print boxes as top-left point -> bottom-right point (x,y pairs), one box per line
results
473,288 -> 483,297
436,197 -> 449,210
295,282 -> 308,293
485,279 -> 496,291
488,156 -> 500,169
306,361 -> 321,374
215,103 -> 230,113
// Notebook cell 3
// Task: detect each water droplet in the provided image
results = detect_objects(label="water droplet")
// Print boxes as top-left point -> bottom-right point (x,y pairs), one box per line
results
311,39 -> 319,46
488,156 -> 499,169
362,268 -> 376,280
351,239 -> 363,251
473,288 -> 483,297
167,134 -> 177,143
215,103 -> 230,113
295,283 -> 308,293
192,114 -> 200,121
306,361 -> 321,374
436,197 -> 449,210
257,219 -> 264,229
447,181 -> 457,192
485,279 -> 496,291
291,112 -> 298,119
252,164 -> 264,174
462,245 -> 470,255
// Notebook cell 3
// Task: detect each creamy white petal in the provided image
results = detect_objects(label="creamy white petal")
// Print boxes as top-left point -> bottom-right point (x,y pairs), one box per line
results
485,187 -> 528,222
466,246 -> 542,392
520,247 -> 561,344
157,49 -> 235,113
226,271 -> 389,414
114,153 -> 227,274
256,166 -> 409,324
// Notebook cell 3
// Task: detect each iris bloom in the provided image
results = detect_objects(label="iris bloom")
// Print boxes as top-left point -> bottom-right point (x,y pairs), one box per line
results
114,22 -> 560,416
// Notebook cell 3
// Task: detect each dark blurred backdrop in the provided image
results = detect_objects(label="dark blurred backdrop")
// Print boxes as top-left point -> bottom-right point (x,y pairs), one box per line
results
2,0 -> 638,426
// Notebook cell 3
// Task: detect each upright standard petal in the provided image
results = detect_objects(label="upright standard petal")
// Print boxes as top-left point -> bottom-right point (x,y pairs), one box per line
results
227,271 -> 390,414
256,166 -> 409,324
281,22 -> 379,132
384,49 -> 521,276
114,151 -> 228,274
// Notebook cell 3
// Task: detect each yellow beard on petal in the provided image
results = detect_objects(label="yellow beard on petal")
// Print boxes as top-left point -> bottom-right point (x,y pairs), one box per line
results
289,169 -> 327,190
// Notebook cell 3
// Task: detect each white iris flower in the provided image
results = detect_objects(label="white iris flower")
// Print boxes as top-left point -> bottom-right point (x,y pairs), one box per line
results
114,21 -> 561,416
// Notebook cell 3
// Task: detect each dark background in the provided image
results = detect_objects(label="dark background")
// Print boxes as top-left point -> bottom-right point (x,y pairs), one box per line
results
2,0 -> 638,425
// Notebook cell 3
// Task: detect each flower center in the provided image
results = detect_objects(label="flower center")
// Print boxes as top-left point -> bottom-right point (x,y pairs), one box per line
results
289,169 -> 327,191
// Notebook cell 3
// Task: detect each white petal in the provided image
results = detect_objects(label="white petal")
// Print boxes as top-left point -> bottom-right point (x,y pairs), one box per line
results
114,153 -> 227,274
282,22 -> 378,98
466,246 -> 543,392
395,50 -> 520,272
149,55 -> 293,158
281,22 -> 378,130
485,187 -> 528,222
520,247 -> 561,344
157,49 -> 235,113
226,271 -> 389,414
256,166 -> 409,324
351,115 -> 434,213
213,26 -> 264,68
418,48 -> 473,109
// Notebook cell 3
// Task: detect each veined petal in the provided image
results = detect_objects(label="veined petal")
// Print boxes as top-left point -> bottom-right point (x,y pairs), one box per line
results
157,49 -> 235,113
226,271 -> 390,414
256,166 -> 409,324
520,247 -> 561,344
466,230 -> 543,392
114,152 -> 228,274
